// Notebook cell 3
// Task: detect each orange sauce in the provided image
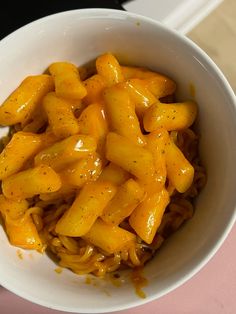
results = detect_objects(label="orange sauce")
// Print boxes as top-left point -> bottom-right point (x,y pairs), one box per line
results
189,83 -> 196,98
54,267 -> 63,274
109,273 -> 123,287
85,275 -> 92,285
130,267 -> 148,299
16,249 -> 23,260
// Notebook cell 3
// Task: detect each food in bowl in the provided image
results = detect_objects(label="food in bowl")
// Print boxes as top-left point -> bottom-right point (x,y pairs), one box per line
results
0,52 -> 205,278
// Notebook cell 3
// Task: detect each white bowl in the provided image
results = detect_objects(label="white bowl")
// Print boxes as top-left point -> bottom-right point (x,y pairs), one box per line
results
0,8 -> 236,313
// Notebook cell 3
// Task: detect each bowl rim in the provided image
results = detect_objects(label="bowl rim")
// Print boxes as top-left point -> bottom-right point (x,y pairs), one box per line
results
0,7 -> 236,314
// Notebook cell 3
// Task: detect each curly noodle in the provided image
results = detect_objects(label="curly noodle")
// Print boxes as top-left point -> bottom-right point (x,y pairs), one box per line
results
1,118 -> 205,277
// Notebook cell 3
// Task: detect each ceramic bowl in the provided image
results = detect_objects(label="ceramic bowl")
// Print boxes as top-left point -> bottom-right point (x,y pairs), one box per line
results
0,8 -> 235,313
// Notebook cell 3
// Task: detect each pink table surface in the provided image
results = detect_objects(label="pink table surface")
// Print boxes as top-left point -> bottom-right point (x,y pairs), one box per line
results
0,224 -> 235,314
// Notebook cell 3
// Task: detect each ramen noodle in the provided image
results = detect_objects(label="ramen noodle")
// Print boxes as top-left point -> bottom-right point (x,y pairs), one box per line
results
0,53 -> 206,276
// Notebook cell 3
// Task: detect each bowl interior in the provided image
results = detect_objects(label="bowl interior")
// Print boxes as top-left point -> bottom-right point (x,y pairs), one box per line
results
0,9 -> 236,313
